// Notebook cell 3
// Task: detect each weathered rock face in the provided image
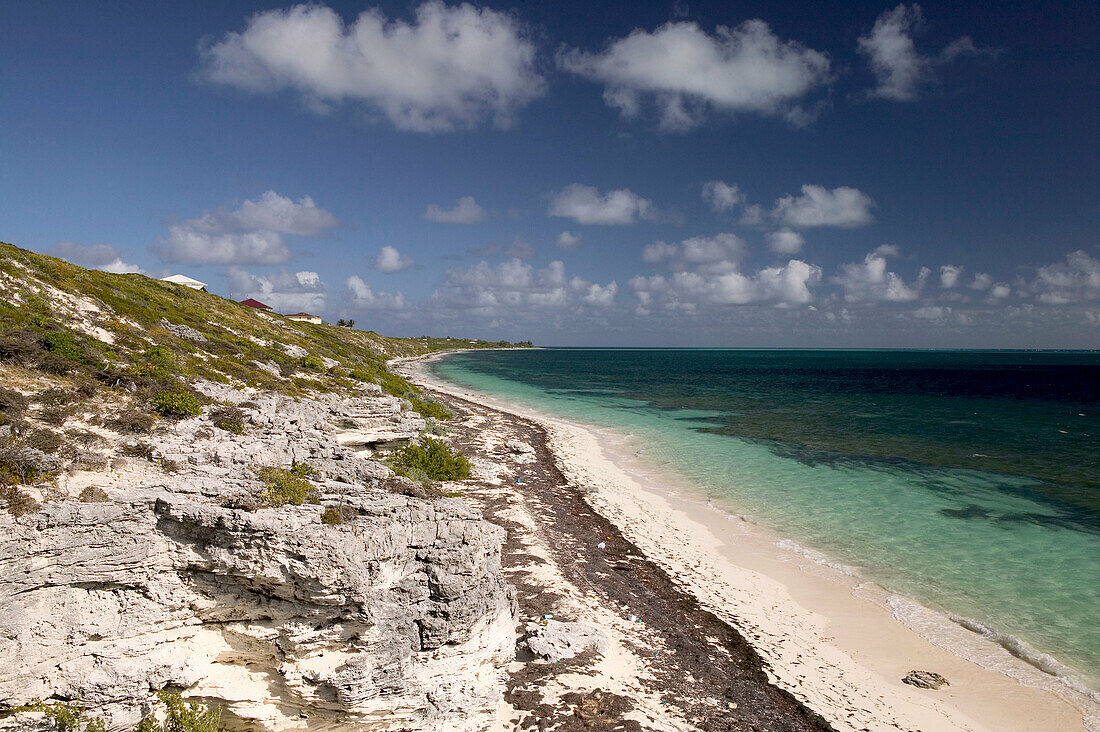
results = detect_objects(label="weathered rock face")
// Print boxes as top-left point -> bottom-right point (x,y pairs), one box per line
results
0,388 -> 515,732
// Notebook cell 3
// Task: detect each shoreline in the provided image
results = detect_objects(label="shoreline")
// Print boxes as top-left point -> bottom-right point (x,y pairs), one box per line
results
395,350 -> 1098,732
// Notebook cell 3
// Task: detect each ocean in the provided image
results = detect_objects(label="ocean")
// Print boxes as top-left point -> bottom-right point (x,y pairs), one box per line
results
430,348 -> 1100,694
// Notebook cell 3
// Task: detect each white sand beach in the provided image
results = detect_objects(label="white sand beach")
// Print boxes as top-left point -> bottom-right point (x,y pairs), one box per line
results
397,351 -> 1100,732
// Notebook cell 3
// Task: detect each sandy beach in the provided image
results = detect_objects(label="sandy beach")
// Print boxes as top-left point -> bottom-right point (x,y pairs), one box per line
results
395,351 -> 1099,732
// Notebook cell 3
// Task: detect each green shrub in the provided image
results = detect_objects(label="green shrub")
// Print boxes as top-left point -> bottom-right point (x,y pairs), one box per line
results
210,405 -> 245,434
42,330 -> 86,362
297,354 -> 324,370
389,438 -> 471,481
152,390 -> 202,418
349,367 -> 376,382
256,463 -> 318,507
120,441 -> 155,460
136,691 -> 223,732
380,371 -> 416,397
132,346 -> 176,379
409,397 -> 453,420
22,699 -> 105,732
1,484 -> 41,516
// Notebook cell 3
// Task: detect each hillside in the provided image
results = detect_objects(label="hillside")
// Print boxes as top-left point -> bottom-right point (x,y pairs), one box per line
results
0,241 -> 524,401
0,241 -> 523,732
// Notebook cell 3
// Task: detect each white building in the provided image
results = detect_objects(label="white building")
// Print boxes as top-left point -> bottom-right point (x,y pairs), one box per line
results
286,312 -> 322,324
161,274 -> 207,291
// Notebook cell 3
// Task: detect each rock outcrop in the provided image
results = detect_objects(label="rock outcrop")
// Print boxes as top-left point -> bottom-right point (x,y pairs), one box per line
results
0,386 -> 515,732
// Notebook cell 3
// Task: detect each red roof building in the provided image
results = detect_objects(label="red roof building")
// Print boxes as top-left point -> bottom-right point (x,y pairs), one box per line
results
239,298 -> 271,310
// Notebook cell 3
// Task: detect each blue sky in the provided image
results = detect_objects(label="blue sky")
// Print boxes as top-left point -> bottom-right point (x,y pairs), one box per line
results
1,0 -> 1097,347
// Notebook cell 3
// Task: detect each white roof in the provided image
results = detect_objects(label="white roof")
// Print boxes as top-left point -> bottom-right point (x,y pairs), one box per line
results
161,274 -> 207,288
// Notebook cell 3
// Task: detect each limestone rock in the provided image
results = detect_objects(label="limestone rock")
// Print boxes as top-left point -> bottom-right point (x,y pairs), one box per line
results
901,670 -> 949,689
523,620 -> 609,663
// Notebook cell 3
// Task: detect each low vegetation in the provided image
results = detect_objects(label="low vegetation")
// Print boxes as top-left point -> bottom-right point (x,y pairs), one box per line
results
256,463 -> 318,507
19,692 -> 224,732
151,390 -> 203,418
389,438 -> 472,482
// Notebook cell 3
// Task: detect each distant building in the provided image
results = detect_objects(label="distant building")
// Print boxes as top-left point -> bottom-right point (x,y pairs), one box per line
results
161,274 -> 207,291
286,312 -> 322,324
239,298 -> 272,310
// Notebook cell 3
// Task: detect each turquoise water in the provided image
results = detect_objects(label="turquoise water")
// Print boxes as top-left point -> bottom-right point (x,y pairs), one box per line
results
431,348 -> 1100,690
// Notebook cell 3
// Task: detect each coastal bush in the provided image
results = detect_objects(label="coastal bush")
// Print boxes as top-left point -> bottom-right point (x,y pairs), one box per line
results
136,692 -> 223,732
209,405 -> 246,434
297,354 -> 324,371
41,330 -> 86,363
20,699 -> 106,732
0,330 -> 40,364
160,458 -> 182,473
348,367 -> 376,382
23,428 -> 63,454
0,444 -> 58,486
321,504 -> 356,525
421,418 -> 448,436
0,387 -> 29,416
1,485 -> 41,516
36,352 -> 79,375
409,397 -> 453,420
256,463 -> 318,507
107,409 -> 155,434
152,390 -> 202,418
39,404 -> 77,427
389,438 -> 471,481
131,346 -> 176,379
79,485 -> 109,502
380,371 -> 417,397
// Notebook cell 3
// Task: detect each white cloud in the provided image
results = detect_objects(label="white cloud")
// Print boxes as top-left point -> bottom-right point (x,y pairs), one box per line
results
970,272 -> 994,290
424,196 -> 488,224
833,249 -> 927,302
858,4 -> 994,102
1031,250 -> 1100,305
345,275 -> 407,309
228,267 -> 327,312
431,258 -> 617,315
373,245 -> 414,273
642,233 -> 745,269
51,241 -> 146,274
560,19 -> 830,130
990,283 -> 1011,299
766,229 -> 805,255
555,231 -> 582,249
940,264 -> 963,288
630,259 -> 821,309
548,184 -> 655,225
200,2 -> 544,132
772,185 -> 875,228
702,180 -> 742,213
154,191 -> 337,265
913,305 -> 950,320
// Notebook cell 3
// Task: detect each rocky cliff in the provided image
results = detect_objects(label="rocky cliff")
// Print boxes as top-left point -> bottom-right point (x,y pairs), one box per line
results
0,243 -> 521,731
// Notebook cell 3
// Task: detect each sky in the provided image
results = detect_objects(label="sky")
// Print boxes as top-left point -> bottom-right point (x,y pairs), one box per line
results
1,0 -> 1098,348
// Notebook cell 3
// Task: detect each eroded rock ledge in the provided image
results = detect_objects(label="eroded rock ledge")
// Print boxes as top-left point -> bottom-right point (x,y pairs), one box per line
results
0,386 -> 515,732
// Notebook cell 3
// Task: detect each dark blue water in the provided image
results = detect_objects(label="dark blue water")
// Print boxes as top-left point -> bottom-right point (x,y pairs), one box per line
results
432,349 -> 1100,690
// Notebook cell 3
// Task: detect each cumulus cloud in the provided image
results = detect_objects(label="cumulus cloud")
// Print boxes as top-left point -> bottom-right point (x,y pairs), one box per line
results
228,267 -> 327,311
154,191 -> 337,265
373,245 -> 414,273
548,184 -> 656,225
970,272 -> 994,290
345,275 -> 407,309
51,241 -> 145,274
766,229 -> 806,255
940,264 -> 963,288
431,258 -> 618,315
858,4 -> 994,102
1030,250 -> 1100,305
630,259 -> 821,311
772,185 -> 875,228
833,249 -> 928,302
559,19 -> 830,130
424,196 -> 488,224
702,180 -> 742,213
642,233 -> 745,270
199,2 -> 544,132
555,231 -> 582,250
